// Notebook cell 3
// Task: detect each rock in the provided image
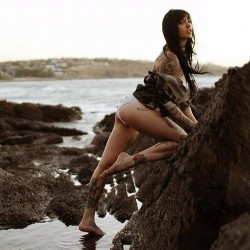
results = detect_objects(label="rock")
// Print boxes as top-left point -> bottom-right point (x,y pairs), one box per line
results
66,154 -> 99,184
0,143 -> 90,229
0,100 -> 90,229
87,132 -> 111,156
45,188 -> 88,226
106,181 -> 138,223
111,62 -> 250,249
0,100 -> 82,122
93,113 -> 115,133
210,212 -> 250,250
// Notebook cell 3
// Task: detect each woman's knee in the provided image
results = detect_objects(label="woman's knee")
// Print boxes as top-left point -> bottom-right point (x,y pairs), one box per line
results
158,141 -> 179,151
168,141 -> 179,150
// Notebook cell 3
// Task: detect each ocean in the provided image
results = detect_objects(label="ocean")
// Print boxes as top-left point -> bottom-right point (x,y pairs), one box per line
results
0,75 -> 219,250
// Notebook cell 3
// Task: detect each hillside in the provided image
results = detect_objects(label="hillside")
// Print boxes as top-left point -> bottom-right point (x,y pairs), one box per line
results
0,57 -> 227,81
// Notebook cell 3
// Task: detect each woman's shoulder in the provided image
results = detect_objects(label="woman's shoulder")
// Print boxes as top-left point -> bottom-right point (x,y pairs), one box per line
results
153,49 -> 180,76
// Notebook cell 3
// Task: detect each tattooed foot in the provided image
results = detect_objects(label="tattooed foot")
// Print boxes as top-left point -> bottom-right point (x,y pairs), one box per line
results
100,152 -> 147,177
78,220 -> 105,236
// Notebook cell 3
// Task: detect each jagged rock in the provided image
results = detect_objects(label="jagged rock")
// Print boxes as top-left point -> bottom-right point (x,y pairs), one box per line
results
111,62 -> 250,250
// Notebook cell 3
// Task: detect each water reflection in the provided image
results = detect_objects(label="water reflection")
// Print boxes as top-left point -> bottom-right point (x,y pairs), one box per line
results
79,233 -> 102,250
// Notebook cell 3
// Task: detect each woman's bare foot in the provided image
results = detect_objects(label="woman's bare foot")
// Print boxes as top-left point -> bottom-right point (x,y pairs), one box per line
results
78,220 -> 105,236
100,152 -> 135,177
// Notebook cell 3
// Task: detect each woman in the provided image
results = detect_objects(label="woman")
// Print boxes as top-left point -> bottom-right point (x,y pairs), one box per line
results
79,9 -> 203,236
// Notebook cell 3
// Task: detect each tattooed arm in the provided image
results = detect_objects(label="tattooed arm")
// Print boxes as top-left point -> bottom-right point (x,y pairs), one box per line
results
165,101 -> 196,132
181,106 -> 197,123
153,50 -> 196,131
153,50 -> 182,77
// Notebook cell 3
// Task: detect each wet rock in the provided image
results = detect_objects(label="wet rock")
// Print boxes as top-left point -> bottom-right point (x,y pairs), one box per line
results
45,188 -> 88,226
87,132 -> 111,156
106,181 -> 138,223
0,173 -> 49,229
0,131 -> 63,145
0,100 -> 91,229
111,62 -> 250,249
0,117 -> 86,136
66,154 -> 99,184
93,113 -> 115,133
0,100 -> 82,122
0,144 -> 91,229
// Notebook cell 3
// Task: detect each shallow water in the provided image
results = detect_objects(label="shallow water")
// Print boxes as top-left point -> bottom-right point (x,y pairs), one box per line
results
0,75 -> 219,249
0,215 -> 127,250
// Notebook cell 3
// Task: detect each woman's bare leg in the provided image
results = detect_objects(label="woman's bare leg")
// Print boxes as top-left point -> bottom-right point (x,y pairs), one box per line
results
78,115 -> 138,235
79,101 -> 187,235
100,102 -> 187,177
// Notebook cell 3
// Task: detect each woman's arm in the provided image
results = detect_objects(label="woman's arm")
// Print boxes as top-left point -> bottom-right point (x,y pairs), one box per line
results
181,106 -> 197,123
165,101 -> 196,132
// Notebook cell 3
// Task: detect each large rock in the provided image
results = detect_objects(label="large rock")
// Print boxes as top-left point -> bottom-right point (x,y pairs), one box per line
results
0,100 -> 82,122
210,212 -> 250,250
0,101 -> 87,146
110,62 -> 250,250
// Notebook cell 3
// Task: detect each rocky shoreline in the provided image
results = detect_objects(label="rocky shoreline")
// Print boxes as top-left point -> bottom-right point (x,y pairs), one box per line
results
0,61 -> 249,250
0,100 -> 136,230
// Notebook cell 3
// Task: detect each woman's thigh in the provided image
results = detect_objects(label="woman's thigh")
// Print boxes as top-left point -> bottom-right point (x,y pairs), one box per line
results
94,115 -> 138,175
119,101 -> 187,142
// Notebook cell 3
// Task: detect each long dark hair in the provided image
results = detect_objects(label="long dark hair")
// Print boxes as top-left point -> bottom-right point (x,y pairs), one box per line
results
162,9 -> 204,95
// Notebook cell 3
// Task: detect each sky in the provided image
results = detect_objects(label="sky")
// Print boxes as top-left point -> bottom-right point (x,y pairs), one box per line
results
0,0 -> 249,67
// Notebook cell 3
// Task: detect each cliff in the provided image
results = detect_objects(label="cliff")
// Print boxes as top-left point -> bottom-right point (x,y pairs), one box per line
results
109,63 -> 250,249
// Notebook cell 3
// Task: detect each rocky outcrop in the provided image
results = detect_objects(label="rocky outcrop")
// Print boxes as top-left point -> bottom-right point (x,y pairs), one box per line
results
0,100 -> 82,122
0,101 -> 89,229
110,62 -> 250,250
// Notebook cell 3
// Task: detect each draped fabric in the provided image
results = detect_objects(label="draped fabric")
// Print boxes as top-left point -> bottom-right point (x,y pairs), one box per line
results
133,71 -> 198,117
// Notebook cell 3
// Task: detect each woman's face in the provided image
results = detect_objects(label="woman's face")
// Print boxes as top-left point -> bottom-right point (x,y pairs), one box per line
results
177,14 -> 192,40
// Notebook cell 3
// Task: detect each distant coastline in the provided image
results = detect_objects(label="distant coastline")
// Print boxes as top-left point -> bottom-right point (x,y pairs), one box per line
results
0,57 -> 228,81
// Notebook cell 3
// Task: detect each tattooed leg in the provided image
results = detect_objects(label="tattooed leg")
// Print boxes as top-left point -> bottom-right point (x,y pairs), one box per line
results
78,177 -> 105,236
100,152 -> 139,177
85,178 -> 103,208
99,140 -> 181,178
133,153 -> 147,166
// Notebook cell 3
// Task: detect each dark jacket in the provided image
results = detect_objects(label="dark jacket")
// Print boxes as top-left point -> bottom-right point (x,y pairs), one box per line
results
133,71 -> 198,117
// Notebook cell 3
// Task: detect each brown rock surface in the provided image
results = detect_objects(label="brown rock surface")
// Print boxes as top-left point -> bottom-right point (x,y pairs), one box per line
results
210,212 -> 250,250
0,101 -> 90,229
110,63 -> 250,249
0,100 -> 82,122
